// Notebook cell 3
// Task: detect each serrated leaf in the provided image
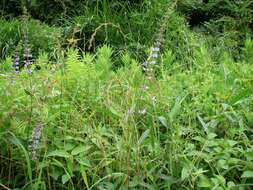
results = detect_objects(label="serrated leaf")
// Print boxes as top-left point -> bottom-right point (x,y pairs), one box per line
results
241,171 -> 253,178
47,150 -> 71,158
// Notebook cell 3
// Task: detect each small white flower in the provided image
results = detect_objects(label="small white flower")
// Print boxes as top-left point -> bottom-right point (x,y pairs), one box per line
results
151,53 -> 158,58
142,62 -> 148,66
151,47 -> 160,52
154,41 -> 161,47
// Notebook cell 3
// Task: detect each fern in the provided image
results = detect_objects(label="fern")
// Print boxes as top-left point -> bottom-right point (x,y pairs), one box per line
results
66,48 -> 83,79
95,45 -> 113,80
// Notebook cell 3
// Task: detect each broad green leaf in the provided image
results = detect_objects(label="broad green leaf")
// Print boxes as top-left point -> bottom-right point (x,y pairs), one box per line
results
227,140 -> 237,147
217,159 -> 228,170
64,143 -> 76,151
207,133 -> 217,139
198,175 -> 211,188
71,145 -> 90,156
76,158 -> 91,167
241,171 -> 253,178
47,150 -> 71,158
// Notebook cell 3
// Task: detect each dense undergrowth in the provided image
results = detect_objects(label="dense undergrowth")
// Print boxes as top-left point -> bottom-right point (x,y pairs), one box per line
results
0,0 -> 253,190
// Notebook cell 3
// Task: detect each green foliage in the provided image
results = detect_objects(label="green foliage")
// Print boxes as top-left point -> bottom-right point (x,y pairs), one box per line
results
1,43 -> 253,189
0,1 -> 253,190
0,18 -> 60,59
177,0 -> 253,56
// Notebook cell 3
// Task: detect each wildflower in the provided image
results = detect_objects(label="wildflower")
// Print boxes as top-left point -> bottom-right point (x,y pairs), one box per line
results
29,123 -> 45,160
143,67 -> 153,72
151,47 -> 160,52
23,33 -> 33,74
154,41 -> 161,47
151,53 -> 158,59
12,52 -> 20,74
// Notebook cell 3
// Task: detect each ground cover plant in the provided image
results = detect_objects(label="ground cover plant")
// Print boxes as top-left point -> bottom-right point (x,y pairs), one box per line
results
0,0 -> 253,190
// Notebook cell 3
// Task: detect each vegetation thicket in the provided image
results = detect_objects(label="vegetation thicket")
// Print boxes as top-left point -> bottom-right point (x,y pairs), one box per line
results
0,0 -> 253,189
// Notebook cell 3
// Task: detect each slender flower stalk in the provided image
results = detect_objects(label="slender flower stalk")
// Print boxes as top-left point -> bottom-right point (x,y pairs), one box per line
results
142,0 -> 178,78
12,50 -> 20,74
22,6 -> 33,75
21,6 -> 35,140
139,0 -> 178,115
23,32 -> 33,74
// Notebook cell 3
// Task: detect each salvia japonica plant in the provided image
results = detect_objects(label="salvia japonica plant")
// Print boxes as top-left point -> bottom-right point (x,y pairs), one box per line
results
143,0 -> 178,78
11,7 -> 34,74
12,43 -> 21,74
28,122 -> 45,160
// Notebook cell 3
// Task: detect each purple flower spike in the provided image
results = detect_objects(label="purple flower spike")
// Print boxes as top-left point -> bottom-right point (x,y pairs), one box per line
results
29,123 -> 45,160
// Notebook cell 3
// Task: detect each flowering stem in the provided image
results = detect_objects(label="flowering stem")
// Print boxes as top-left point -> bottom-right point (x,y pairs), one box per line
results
143,0 -> 178,79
